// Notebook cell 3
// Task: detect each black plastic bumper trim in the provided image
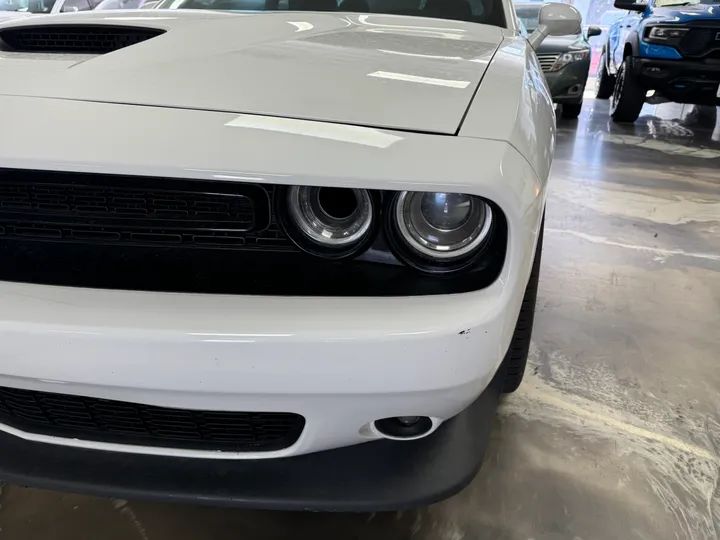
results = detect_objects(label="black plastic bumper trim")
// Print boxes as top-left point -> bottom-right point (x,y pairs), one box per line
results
0,381 -> 500,512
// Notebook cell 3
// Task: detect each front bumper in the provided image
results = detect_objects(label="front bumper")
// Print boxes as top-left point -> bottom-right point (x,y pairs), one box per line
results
545,59 -> 591,104
632,57 -> 720,105
0,271 -> 523,461
0,377 -> 501,511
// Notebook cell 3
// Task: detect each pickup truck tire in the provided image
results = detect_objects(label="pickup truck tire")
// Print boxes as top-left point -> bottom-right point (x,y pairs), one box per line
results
501,216 -> 543,394
595,52 -> 615,99
561,102 -> 583,119
610,59 -> 645,123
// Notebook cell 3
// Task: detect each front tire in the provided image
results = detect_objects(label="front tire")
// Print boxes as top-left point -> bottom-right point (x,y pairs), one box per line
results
610,59 -> 645,123
561,102 -> 583,119
595,52 -> 615,99
501,218 -> 544,394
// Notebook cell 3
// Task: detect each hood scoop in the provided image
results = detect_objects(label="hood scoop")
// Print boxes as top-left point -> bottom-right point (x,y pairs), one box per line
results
0,25 -> 165,54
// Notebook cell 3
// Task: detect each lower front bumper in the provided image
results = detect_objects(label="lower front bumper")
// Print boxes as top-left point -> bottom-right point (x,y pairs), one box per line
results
632,57 -> 720,105
0,378 -> 501,512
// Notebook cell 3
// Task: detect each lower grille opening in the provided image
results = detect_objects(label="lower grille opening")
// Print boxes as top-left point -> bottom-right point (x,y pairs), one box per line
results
0,386 -> 305,452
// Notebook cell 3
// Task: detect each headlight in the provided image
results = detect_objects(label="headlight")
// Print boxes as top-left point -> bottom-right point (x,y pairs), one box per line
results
283,185 -> 376,258
389,191 -> 494,271
550,50 -> 590,72
644,26 -> 689,45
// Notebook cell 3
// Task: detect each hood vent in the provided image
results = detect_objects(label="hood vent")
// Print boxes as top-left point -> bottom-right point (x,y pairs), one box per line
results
0,25 -> 165,53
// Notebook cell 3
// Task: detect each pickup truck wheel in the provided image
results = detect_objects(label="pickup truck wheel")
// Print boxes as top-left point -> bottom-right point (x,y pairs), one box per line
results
610,59 -> 645,123
501,217 -> 543,394
595,52 -> 615,99
561,102 -> 583,119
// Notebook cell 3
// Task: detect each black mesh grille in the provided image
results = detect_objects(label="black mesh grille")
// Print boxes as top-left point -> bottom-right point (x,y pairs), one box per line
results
0,170 -> 296,251
0,386 -> 305,452
678,27 -> 720,57
0,25 -> 165,53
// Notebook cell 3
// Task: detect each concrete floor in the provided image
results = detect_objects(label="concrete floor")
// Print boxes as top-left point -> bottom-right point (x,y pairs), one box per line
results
1,100 -> 719,540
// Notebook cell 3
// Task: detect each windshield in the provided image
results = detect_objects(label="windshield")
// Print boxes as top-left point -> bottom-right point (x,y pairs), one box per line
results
513,4 -> 540,32
655,0 -> 720,5
0,0 -> 58,12
152,0 -> 508,27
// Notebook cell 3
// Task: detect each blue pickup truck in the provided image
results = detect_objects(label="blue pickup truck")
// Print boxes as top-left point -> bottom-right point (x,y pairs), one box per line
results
596,0 -> 720,122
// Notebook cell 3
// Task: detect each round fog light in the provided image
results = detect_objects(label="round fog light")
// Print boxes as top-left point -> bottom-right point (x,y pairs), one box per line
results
374,416 -> 433,439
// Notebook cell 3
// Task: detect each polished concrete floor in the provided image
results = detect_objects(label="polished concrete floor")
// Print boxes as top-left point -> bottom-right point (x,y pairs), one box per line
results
1,100 -> 719,540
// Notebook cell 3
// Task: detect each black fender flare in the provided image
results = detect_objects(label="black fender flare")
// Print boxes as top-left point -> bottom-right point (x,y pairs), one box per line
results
626,31 -> 640,58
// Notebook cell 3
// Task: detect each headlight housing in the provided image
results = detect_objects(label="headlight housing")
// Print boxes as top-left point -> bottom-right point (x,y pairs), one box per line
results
388,191 -> 495,273
644,25 -> 689,46
550,50 -> 590,72
280,185 -> 378,258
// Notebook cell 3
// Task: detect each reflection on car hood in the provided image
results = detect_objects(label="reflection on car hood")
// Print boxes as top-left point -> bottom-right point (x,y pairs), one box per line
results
0,10 -> 504,135
535,34 -> 589,54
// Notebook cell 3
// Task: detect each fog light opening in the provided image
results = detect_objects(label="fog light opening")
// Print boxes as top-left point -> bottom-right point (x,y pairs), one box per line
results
373,416 -> 433,440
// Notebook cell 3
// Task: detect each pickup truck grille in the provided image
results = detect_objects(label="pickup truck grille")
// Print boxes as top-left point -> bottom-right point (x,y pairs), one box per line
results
678,27 -> 720,57
536,53 -> 559,72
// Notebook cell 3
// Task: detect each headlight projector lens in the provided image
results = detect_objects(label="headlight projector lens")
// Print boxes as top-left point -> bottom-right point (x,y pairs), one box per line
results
395,191 -> 493,260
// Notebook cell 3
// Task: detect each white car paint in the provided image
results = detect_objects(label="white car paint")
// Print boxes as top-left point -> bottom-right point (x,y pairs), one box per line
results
0,11 -> 503,135
0,8 -> 555,460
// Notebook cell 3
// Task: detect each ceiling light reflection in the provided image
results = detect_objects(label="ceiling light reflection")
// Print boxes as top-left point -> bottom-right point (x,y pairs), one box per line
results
288,21 -> 313,32
225,115 -> 402,148
367,71 -> 470,89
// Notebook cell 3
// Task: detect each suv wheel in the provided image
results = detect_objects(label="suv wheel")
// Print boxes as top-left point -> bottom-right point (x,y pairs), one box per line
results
595,52 -> 615,99
610,58 -> 645,123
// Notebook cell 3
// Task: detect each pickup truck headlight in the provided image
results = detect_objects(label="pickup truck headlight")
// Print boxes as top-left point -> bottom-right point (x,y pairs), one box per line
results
644,26 -> 689,45
550,50 -> 589,72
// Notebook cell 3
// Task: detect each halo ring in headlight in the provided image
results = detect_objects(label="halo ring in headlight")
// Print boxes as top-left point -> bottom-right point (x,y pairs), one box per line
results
281,185 -> 377,258
394,191 -> 493,260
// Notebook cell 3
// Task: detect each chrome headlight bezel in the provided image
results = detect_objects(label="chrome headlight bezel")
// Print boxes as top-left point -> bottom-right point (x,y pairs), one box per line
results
277,185 -> 380,259
386,191 -> 497,274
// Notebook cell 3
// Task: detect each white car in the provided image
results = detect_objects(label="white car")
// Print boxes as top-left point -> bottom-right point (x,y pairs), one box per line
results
0,1 -> 579,510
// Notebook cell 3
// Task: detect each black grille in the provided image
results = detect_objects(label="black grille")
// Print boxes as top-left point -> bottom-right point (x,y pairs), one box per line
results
0,386 -> 305,452
0,169 -> 295,251
0,25 -> 165,53
679,27 -> 720,57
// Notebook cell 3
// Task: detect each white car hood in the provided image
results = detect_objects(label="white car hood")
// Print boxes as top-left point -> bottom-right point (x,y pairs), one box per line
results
0,10 -> 503,134
0,12 -> 36,23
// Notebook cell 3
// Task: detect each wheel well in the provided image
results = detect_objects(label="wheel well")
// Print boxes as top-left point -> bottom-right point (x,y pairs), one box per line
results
623,44 -> 633,58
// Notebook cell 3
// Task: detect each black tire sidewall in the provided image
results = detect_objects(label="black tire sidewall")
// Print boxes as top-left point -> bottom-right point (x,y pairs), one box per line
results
561,102 -> 583,119
595,52 -> 615,99
610,59 -> 645,122
500,216 -> 544,394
